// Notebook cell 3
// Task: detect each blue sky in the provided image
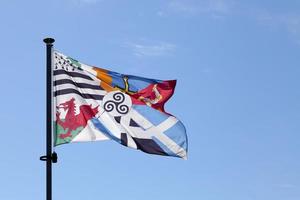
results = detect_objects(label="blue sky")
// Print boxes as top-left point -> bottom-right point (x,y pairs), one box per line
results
0,0 -> 299,199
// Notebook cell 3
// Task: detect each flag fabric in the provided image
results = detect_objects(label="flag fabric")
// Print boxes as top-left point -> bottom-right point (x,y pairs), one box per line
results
53,51 -> 188,159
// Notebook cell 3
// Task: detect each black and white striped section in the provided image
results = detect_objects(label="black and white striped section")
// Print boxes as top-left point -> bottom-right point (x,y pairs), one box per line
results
53,57 -> 106,101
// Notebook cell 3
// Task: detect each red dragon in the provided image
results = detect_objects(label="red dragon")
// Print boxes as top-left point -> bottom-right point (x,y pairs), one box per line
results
56,98 -> 99,139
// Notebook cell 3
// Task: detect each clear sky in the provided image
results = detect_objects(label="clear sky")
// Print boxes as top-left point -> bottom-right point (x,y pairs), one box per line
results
0,0 -> 299,200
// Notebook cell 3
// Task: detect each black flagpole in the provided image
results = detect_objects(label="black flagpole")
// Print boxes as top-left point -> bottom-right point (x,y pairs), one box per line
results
40,38 -> 57,200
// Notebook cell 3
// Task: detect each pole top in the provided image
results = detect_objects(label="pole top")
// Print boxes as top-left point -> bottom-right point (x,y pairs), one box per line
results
43,38 -> 55,44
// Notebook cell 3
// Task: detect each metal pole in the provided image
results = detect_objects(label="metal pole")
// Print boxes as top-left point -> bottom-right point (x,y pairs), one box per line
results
41,37 -> 56,200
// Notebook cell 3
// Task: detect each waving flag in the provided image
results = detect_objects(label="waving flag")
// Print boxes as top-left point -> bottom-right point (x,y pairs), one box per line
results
53,51 -> 188,159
